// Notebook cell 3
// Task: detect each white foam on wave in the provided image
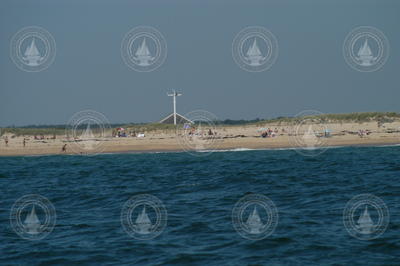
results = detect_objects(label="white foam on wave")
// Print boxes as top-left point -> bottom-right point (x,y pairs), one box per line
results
197,147 -> 255,153
367,143 -> 400,148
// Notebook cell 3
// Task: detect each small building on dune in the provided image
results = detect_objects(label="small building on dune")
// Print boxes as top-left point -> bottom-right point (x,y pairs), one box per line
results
159,90 -> 192,125
159,113 -> 192,124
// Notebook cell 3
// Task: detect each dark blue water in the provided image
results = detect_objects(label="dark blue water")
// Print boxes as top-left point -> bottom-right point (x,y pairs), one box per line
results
1,146 -> 399,265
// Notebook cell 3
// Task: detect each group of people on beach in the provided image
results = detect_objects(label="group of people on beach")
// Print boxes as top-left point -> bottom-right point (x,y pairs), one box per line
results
187,127 -> 216,137
3,135 -> 58,148
34,134 -> 56,140
114,130 -> 144,138
261,128 -> 281,138
358,129 -> 371,138
2,134 -> 68,153
2,136 -> 22,147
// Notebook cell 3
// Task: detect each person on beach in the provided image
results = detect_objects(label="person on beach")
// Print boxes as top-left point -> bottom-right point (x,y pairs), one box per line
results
261,131 -> 268,138
4,136 -> 8,147
358,130 -> 366,138
23,138 -> 26,147
62,144 -> 67,152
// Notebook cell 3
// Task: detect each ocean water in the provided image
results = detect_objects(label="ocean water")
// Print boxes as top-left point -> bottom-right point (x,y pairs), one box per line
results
0,146 -> 399,265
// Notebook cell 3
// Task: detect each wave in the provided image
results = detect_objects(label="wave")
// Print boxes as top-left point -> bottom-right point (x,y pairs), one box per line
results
5,143 -> 400,159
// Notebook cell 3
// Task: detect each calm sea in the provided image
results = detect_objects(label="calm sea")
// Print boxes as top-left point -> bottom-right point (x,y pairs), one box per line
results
0,146 -> 399,265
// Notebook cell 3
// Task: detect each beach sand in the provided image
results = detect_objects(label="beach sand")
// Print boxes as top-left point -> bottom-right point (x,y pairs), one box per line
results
1,121 -> 399,156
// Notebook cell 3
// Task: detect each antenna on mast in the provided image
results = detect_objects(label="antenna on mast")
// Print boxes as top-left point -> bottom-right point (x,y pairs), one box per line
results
167,90 -> 182,125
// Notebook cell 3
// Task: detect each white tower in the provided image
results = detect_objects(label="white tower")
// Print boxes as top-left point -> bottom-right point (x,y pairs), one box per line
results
167,90 -> 182,125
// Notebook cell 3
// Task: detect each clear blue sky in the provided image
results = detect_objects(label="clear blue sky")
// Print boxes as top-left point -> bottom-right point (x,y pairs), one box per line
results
0,0 -> 399,126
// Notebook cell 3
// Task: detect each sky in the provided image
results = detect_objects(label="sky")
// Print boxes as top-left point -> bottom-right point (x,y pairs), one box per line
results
0,0 -> 399,126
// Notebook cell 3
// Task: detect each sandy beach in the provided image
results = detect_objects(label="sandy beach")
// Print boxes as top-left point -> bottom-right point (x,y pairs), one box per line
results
1,120 -> 399,156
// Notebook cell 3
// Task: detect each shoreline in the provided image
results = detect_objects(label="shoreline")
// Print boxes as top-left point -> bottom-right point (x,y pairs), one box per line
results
1,137 -> 399,157
1,120 -> 400,157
